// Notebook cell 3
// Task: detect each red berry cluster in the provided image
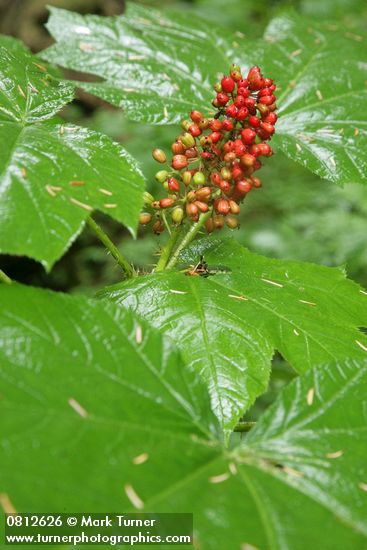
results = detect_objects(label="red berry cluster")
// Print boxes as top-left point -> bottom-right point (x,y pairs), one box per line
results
140,64 -> 277,233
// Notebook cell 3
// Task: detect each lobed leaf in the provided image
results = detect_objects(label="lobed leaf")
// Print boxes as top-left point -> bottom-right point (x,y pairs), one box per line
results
99,238 -> 367,433
0,284 -> 366,549
43,7 -> 367,184
0,43 -> 145,269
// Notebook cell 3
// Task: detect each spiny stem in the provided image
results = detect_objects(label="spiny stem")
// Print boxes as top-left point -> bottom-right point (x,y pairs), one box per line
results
155,224 -> 182,272
233,421 -> 256,433
166,208 -> 212,270
86,216 -> 134,279
0,269 -> 12,284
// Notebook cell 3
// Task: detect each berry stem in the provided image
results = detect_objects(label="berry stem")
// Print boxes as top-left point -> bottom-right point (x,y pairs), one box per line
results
0,269 -> 12,285
233,421 -> 256,433
86,216 -> 135,279
166,208 -> 213,270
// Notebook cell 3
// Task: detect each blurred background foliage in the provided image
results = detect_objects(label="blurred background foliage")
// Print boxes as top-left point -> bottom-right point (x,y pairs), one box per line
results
0,0 -> 366,419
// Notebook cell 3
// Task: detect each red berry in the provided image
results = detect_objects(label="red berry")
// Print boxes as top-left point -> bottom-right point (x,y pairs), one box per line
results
221,76 -> 235,93
209,131 -> 222,144
257,143 -> 272,156
237,87 -> 250,97
251,177 -> 262,188
215,198 -> 230,215
234,95 -> 246,108
234,139 -> 246,157
253,159 -> 262,171
260,122 -> 275,135
172,155 -> 188,170
211,172 -> 221,186
222,119 -> 234,132
167,177 -> 180,192
185,147 -> 198,159
259,95 -> 276,105
263,112 -> 278,124
160,197 -> 175,209
219,180 -> 231,194
194,200 -> 209,213
217,92 -> 230,105
235,180 -> 252,196
263,78 -> 273,87
249,144 -> 261,157
189,124 -> 201,137
225,104 -> 238,118
240,154 -> 256,167
244,98 -> 256,110
223,140 -> 235,152
209,119 -> 223,131
236,107 -> 249,121
237,78 -> 249,88
258,87 -> 272,97
196,187 -> 212,201
241,128 -> 257,145
172,141 -> 185,155
186,203 -> 199,220
249,115 -> 261,128
201,151 -> 214,160
231,166 -> 244,180
190,110 -> 203,123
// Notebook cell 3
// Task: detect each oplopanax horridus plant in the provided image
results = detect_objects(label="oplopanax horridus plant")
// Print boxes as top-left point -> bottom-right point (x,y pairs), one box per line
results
0,4 -> 366,550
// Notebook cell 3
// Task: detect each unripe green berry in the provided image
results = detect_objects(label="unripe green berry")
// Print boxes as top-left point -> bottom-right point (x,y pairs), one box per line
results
214,82 -> 222,93
152,148 -> 166,163
143,191 -> 155,206
181,132 -> 195,148
172,206 -> 184,224
155,170 -> 168,183
182,171 -> 192,186
181,119 -> 191,131
220,167 -> 231,181
193,172 -> 206,186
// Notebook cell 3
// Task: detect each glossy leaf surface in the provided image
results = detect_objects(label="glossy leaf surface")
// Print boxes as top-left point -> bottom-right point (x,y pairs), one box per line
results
43,7 -> 367,184
0,284 -> 366,549
0,43 -> 145,269
99,238 -> 367,432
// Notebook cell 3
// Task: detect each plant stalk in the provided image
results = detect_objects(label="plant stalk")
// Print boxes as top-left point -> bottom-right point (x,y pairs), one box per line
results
86,216 -> 134,278
166,209 -> 212,270
155,224 -> 182,272
0,269 -> 12,284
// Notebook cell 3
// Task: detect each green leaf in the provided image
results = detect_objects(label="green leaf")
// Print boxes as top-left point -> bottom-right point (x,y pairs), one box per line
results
43,7 -> 367,185
42,5 -> 235,124
247,14 -> 367,185
0,42 -> 145,269
0,284 -> 366,549
99,238 -> 367,433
